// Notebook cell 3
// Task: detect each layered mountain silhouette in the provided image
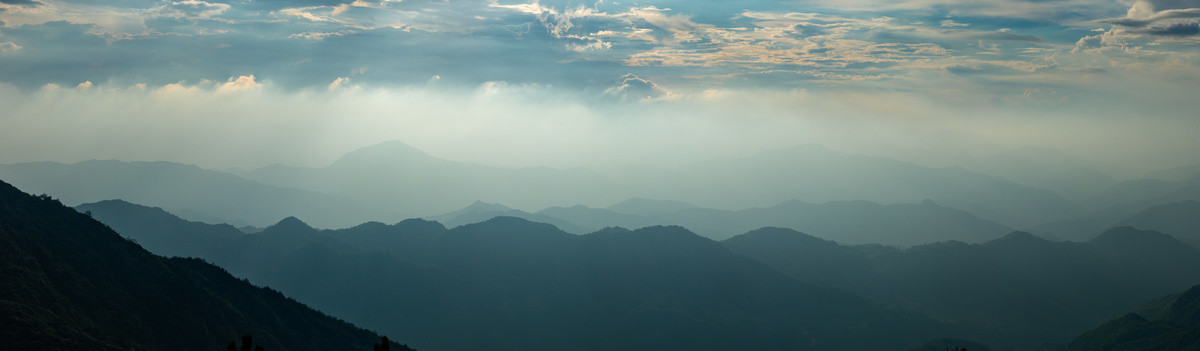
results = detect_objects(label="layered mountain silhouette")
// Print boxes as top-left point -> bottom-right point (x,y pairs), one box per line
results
0,140 -> 1073,229
724,226 -> 1200,349
78,200 -> 977,351
2,141 -> 1094,231
0,160 -> 365,228
0,180 -> 407,350
429,200 -> 589,234
1066,284 -> 1200,350
1041,170 -> 1200,241
80,198 -> 1200,350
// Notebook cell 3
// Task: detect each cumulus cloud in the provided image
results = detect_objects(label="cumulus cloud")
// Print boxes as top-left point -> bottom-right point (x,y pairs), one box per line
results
603,73 -> 678,102
160,0 -> 230,19
75,81 -> 92,89
217,75 -> 261,92
1098,1 -> 1200,37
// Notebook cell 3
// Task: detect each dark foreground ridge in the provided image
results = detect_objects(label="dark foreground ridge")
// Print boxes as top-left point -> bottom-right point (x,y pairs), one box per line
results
1067,284 -> 1200,350
0,179 -> 411,350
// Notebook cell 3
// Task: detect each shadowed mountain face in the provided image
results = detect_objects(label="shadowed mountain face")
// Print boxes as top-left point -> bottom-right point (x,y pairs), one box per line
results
1067,284 -> 1200,350
0,180 -> 404,351
723,226 -> 1200,349
78,200 -> 974,351
0,160 -> 366,228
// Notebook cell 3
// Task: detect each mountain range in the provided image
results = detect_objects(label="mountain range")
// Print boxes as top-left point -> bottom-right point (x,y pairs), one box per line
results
432,198 -> 1013,246
3,141 -> 1098,230
79,198 -> 1200,350
77,199 -> 980,351
724,226 -> 1200,349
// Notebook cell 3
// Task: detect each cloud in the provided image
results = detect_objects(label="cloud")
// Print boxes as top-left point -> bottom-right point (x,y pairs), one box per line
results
1098,1 -> 1200,37
328,76 -> 350,89
0,41 -> 21,52
217,75 -> 261,92
75,81 -> 92,89
603,73 -> 678,102
1144,20 -> 1200,35
160,0 -> 231,19
940,20 -> 969,27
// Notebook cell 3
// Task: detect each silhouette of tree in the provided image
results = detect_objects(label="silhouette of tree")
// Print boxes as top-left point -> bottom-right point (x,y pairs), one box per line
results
374,336 -> 390,351
227,334 -> 264,351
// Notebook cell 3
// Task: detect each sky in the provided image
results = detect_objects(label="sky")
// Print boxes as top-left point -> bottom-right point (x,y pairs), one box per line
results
1,0 -> 1199,178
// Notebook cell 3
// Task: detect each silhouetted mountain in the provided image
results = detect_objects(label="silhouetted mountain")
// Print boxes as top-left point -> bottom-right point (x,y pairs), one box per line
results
76,199 -> 243,259
0,179 -> 407,350
242,140 -> 626,220
429,201 -> 588,233
81,203 -> 976,351
724,226 -> 1200,349
723,227 -> 872,287
535,205 -> 661,233
428,198 -> 1010,246
1047,174 -> 1200,241
660,199 -> 1012,244
1067,284 -> 1200,350
89,197 -> 1200,350
0,160 -> 365,228
1118,200 -> 1200,248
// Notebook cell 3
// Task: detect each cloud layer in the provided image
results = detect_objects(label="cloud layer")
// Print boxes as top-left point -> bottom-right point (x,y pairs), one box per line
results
0,0 -> 1199,177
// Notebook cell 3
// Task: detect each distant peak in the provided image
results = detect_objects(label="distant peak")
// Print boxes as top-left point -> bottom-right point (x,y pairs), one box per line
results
458,216 -> 564,234
328,140 -> 436,167
728,227 -> 834,246
985,231 -> 1049,247
1092,226 -> 1173,244
394,218 -> 448,232
267,216 -> 315,232
464,200 -> 512,212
